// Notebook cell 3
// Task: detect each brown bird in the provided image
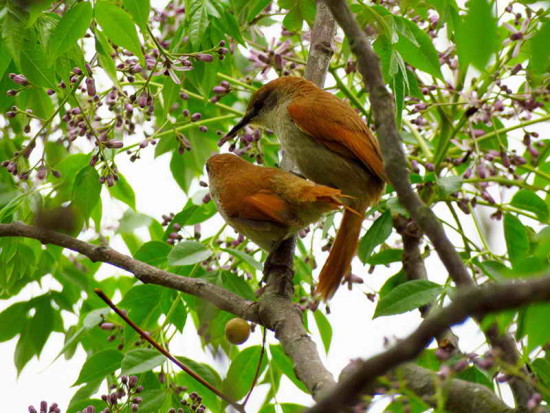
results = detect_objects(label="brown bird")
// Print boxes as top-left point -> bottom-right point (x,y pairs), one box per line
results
225,76 -> 386,299
206,153 -> 350,253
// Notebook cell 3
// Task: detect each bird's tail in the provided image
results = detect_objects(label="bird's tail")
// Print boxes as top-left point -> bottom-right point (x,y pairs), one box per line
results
315,204 -> 365,300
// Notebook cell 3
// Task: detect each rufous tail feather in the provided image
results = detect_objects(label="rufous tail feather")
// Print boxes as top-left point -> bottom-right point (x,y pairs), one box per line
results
315,208 -> 364,300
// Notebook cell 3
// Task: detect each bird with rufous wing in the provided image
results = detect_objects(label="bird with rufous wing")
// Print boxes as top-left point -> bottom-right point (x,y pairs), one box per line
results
225,76 -> 387,300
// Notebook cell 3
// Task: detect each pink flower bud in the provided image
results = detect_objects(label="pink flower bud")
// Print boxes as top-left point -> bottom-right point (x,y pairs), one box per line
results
195,53 -> 213,62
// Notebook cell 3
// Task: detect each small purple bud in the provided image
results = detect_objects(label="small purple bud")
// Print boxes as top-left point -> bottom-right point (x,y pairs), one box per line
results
28,407 -> 38,413
72,67 -> 83,75
199,126 -> 208,133
125,103 -> 133,113
12,74 -> 29,86
452,359 -> 469,372
425,162 -> 435,172
7,89 -> 18,96
438,365 -> 451,379
106,175 -> 115,187
6,111 -> 16,118
191,112 -> 202,121
195,53 -> 213,62
179,92 -> 189,100
37,166 -> 47,180
463,168 -> 472,179
139,140 -> 149,148
212,86 -> 228,95
100,322 -> 116,330
129,376 -> 138,388
86,77 -> 96,97
105,140 -> 124,149
476,163 -> 487,179
202,194 -> 211,204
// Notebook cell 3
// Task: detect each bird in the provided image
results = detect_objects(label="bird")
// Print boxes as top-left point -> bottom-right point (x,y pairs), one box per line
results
206,153 -> 351,255
224,76 -> 387,300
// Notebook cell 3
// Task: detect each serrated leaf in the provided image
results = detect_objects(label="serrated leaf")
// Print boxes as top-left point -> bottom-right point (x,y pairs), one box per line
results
74,349 -> 123,385
187,0 -> 209,47
95,1 -> 144,63
358,210 -> 393,263
374,280 -> 442,317
504,213 -> 529,267
168,241 -> 212,266
48,2 -> 92,59
511,190 -> 548,223
223,346 -> 268,400
121,349 -> 165,375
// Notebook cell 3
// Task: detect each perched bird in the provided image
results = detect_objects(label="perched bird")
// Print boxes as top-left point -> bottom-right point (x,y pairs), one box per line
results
206,153 -> 350,253
225,76 -> 387,299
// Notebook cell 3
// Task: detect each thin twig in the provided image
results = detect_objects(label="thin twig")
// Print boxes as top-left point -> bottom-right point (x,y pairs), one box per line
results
242,327 -> 267,407
94,289 -> 246,413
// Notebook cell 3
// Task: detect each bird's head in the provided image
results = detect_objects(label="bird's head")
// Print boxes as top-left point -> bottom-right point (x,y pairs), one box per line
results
206,153 -> 248,181
224,76 -> 313,139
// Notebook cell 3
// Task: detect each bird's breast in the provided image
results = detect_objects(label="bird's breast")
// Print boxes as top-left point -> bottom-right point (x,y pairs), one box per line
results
269,103 -> 381,205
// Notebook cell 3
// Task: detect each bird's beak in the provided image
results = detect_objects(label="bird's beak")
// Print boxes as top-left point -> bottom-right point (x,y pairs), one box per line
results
224,110 -> 256,139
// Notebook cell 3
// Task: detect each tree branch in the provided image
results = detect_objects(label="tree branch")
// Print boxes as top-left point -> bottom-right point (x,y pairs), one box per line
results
393,364 -> 514,413
0,222 -> 259,323
258,1 -> 338,400
322,0 -> 535,408
307,275 -> 550,412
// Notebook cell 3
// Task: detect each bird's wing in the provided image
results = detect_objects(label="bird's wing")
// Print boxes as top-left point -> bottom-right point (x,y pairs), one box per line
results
288,96 -> 387,182
235,190 -> 293,227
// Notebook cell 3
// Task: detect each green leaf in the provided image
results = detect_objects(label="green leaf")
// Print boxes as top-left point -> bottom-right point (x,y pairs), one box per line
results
374,280 -> 442,317
118,284 -> 165,325
455,366 -> 494,389
134,241 -> 171,267
524,302 -> 550,352
0,301 -> 28,342
283,7 -> 303,32
532,358 -> 550,387
170,151 -> 194,193
72,166 -> 102,221
168,241 -> 212,266
511,190 -> 548,223
436,175 -> 463,197
527,21 -> 550,85
48,2 -> 92,59
108,173 -> 136,210
366,248 -> 403,265
175,357 -> 222,411
186,0 -> 209,47
358,210 -> 393,263
220,271 -> 256,300
74,349 -> 123,385
29,295 -> 55,356
138,389 -> 167,413
20,35 -> 55,88
14,323 -> 35,373
123,0 -> 150,32
504,213 -> 529,267
2,6 -> 27,65
394,17 -> 442,78
95,1 -> 144,63
223,346 -> 268,400
313,310 -> 332,353
269,345 -> 308,393
223,248 -> 263,271
119,210 -> 152,233
455,0 -> 498,70
121,349 -> 165,375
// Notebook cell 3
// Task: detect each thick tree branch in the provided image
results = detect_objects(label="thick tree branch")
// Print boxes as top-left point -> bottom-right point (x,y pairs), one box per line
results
393,364 -> 514,413
323,0 -> 534,408
0,222 -> 259,323
308,275 -> 550,412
